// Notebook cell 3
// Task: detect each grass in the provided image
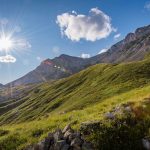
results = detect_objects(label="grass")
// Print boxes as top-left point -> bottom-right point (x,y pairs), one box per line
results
1,57 -> 150,149
0,84 -> 150,149
1,57 -> 150,124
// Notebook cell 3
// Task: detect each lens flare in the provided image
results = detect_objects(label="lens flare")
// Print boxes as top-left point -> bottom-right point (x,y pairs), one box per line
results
0,35 -> 13,51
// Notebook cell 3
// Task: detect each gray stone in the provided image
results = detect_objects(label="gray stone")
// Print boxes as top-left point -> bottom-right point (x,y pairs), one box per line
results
124,106 -> 132,112
142,138 -> 150,150
68,132 -> 81,142
71,137 -> 83,149
54,140 -> 67,150
62,124 -> 71,134
104,112 -> 115,119
82,142 -> 94,150
64,129 -> 74,139
80,121 -> 100,135
61,144 -> 70,150
53,129 -> 64,141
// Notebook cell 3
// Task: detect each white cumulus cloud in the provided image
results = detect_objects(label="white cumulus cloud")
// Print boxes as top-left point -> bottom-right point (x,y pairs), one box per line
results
114,33 -> 121,40
0,55 -> 16,63
98,48 -> 108,54
56,8 -> 115,42
80,53 -> 91,59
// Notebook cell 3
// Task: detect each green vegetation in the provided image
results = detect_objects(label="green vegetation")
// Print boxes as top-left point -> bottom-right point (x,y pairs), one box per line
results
1,57 -> 150,149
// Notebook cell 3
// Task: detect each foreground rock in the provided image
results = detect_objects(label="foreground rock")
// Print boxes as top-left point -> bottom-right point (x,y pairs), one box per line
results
25,124 -> 94,150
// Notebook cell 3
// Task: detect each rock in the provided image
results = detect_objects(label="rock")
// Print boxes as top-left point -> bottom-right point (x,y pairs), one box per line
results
104,112 -> 115,120
25,125 -> 93,150
68,132 -> 81,142
142,138 -> 150,150
82,142 -> 94,150
43,137 -> 53,150
124,33 -> 136,44
61,144 -> 70,150
71,137 -> 83,149
24,145 -> 34,150
53,129 -> 64,141
64,128 -> 74,140
54,140 -> 67,150
80,121 -> 100,135
124,106 -> 132,112
62,124 -> 71,134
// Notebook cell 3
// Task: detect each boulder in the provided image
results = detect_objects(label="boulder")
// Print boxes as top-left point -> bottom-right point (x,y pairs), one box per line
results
142,138 -> 150,150
54,140 -> 67,150
82,142 -> 94,150
104,112 -> 115,120
64,128 -> 74,140
53,129 -> 64,141
80,121 -> 100,135
71,137 -> 83,149
62,124 -> 71,134
68,132 -> 81,142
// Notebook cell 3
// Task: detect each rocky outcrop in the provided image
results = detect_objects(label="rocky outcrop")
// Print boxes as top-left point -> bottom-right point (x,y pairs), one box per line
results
25,124 -> 94,150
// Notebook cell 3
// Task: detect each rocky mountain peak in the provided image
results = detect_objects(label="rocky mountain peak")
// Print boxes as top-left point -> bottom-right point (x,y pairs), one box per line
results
41,59 -> 54,66
135,25 -> 150,38
124,33 -> 136,44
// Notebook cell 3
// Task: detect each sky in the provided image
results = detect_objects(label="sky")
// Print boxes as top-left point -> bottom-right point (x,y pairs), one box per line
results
0,0 -> 150,84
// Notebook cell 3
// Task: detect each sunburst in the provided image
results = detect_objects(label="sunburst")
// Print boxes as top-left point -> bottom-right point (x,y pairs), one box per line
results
0,34 -> 13,51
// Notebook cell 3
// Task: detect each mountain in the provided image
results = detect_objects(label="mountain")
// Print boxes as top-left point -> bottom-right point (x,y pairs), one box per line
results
1,55 -> 150,124
6,24 -> 150,86
6,55 -> 88,87
0,84 -> 3,88
90,24 -> 150,64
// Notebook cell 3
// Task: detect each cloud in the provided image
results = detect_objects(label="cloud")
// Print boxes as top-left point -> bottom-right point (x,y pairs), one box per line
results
56,8 -> 115,42
98,48 -> 108,54
114,33 -> 121,40
52,46 -> 60,54
145,1 -> 150,10
36,56 -> 44,62
0,55 -> 16,63
80,53 -> 91,59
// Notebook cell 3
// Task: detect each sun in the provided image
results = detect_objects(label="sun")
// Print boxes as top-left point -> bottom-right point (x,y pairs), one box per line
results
0,35 -> 13,51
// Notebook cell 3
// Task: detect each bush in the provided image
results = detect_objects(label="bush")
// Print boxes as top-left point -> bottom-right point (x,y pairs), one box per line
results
82,116 -> 150,150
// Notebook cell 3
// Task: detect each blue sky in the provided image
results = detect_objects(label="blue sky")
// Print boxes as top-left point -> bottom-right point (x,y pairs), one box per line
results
0,0 -> 150,84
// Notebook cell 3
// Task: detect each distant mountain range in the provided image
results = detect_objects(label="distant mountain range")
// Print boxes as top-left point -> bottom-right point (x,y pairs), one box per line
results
6,24 -> 150,87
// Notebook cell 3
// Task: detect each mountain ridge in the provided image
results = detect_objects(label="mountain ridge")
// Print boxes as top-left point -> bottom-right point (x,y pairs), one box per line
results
6,24 -> 150,87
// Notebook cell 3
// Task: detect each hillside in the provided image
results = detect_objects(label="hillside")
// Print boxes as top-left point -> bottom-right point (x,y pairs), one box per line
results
0,71 -> 150,149
6,24 -> 150,87
1,56 -> 150,125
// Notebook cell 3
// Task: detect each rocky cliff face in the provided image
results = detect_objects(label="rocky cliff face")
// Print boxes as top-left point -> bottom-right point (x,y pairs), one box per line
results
6,24 -> 150,86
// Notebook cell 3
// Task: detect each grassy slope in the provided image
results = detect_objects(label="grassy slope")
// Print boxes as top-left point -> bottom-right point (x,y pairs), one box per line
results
1,57 -> 150,124
0,57 -> 150,149
0,85 -> 150,149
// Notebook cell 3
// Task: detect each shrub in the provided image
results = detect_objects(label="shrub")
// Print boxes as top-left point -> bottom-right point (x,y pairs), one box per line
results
82,116 -> 150,150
